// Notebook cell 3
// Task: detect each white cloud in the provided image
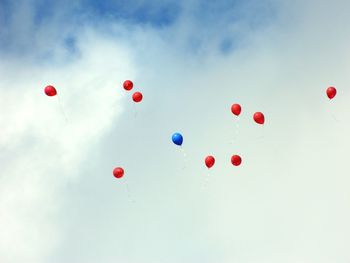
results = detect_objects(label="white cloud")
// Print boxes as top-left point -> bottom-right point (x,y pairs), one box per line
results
0,30 -> 136,262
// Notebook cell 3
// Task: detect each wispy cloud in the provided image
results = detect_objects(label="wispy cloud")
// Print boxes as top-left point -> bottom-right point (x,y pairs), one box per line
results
0,30 -> 136,262
0,0 -> 276,59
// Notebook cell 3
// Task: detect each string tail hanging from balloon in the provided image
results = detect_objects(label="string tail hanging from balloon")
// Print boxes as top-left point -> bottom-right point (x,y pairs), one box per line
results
253,112 -> 265,140
57,95 -> 69,123
202,155 -> 215,190
180,146 -> 188,170
125,181 -> 135,204
171,132 -> 187,170
326,87 -> 340,122
113,167 -> 135,204
44,85 -> 68,122
230,116 -> 240,145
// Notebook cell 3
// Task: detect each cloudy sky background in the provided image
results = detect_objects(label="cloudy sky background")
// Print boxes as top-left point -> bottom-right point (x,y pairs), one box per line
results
1,0 -> 350,262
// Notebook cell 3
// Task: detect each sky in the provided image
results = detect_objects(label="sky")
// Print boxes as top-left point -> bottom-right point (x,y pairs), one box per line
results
1,0 -> 350,262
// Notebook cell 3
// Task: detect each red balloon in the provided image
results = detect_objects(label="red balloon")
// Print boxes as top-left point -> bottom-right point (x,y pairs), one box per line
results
231,155 -> 242,166
113,167 -> 124,179
44,85 -> 57,97
205,155 -> 215,169
231,103 -> 241,116
123,80 -> 133,91
132,92 -> 143,103
326,86 -> 336,99
253,112 -> 265,125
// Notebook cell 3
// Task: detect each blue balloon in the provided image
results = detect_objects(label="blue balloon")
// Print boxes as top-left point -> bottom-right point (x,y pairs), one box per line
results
172,132 -> 183,146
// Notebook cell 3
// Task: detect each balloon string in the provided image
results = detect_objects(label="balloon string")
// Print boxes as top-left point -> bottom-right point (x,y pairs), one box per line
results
133,103 -> 138,119
235,117 -> 239,142
262,125 -> 265,138
180,147 -> 187,170
230,117 -> 239,145
202,171 -> 210,190
330,112 -> 339,122
257,125 -> 265,140
57,95 -> 68,123
125,181 -> 135,204
328,101 -> 340,123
